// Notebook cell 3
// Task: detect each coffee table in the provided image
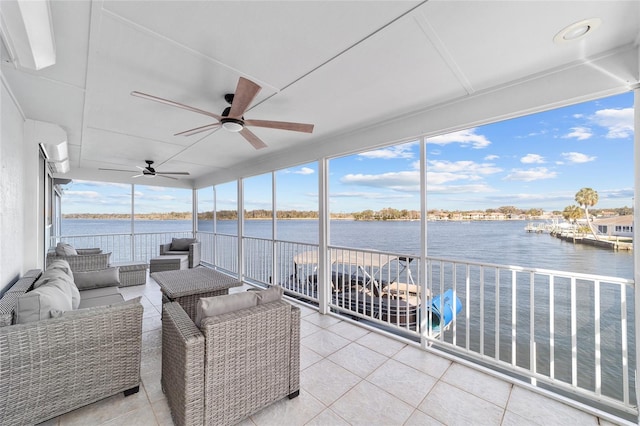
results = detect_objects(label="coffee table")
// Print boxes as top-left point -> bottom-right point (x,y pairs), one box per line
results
151,267 -> 242,319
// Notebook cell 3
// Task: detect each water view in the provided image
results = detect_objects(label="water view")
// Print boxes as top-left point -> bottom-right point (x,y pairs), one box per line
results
62,218 -> 634,280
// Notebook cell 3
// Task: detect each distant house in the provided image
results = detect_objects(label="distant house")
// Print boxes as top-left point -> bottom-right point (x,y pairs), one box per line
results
592,215 -> 634,238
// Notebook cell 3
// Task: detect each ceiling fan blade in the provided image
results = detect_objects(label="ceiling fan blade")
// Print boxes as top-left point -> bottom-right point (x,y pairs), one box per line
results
244,119 -> 314,133
239,127 -> 268,150
156,174 -> 179,180
132,173 -> 144,178
131,91 -> 221,120
228,77 -> 261,118
174,123 -> 221,136
154,171 -> 190,175
99,168 -> 137,173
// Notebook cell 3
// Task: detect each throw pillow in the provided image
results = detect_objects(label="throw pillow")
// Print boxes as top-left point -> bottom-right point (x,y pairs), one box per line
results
46,259 -> 74,281
16,280 -> 74,324
249,286 -> 284,304
76,248 -> 103,255
55,242 -> 78,256
33,268 -> 81,309
195,291 -> 259,327
73,267 -> 121,290
171,237 -> 196,251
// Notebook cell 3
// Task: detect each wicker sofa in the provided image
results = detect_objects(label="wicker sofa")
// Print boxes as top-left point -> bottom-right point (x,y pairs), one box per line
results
0,262 -> 143,425
46,246 -> 111,272
159,238 -> 201,268
162,289 -> 300,426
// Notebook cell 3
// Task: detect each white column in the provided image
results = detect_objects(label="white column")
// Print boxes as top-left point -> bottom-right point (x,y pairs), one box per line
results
318,158 -> 330,314
237,179 -> 244,281
420,136 -> 429,347
634,88 -> 640,422
272,171 -> 278,286
192,188 -> 198,237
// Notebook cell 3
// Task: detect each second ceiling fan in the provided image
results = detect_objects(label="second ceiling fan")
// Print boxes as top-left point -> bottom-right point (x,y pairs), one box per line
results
131,77 -> 314,150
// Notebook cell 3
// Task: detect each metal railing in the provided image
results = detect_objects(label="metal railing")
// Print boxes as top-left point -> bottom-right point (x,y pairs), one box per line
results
52,231 -> 192,263
52,230 -> 637,417
245,236 -> 637,417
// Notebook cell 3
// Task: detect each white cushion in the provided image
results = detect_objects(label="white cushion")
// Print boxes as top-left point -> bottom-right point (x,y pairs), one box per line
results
34,268 -> 80,309
195,291 -> 259,327
16,279 -> 74,324
55,242 -> 78,256
73,267 -> 120,290
250,286 -> 284,304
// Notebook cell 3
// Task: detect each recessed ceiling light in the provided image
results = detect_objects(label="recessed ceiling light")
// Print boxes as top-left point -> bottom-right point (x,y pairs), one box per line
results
554,18 -> 601,44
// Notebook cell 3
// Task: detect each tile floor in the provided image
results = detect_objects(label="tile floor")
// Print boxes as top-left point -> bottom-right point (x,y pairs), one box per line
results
38,275 -> 626,426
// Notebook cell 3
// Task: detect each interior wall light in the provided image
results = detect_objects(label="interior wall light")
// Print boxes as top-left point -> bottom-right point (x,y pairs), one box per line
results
0,0 -> 56,70
554,18 -> 601,44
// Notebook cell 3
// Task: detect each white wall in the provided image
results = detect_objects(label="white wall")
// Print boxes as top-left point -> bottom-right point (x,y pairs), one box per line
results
0,79 -> 26,291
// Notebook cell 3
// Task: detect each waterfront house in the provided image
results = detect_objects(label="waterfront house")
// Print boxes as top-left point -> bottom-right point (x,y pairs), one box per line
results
594,215 -> 635,239
1,1 -> 639,425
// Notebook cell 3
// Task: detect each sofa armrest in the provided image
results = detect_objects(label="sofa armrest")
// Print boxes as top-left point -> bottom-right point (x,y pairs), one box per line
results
0,300 -> 143,426
188,242 -> 201,268
162,302 -> 205,426
200,300 -> 299,425
159,243 -> 171,255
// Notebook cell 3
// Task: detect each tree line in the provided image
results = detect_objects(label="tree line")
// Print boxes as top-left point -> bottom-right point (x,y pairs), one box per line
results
63,197 -> 632,222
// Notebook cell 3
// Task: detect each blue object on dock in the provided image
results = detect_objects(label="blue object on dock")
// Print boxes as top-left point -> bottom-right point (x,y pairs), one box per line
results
429,289 -> 462,332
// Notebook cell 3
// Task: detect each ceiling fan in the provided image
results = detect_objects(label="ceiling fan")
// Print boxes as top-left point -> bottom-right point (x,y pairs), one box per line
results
131,77 -> 314,150
99,160 -> 190,180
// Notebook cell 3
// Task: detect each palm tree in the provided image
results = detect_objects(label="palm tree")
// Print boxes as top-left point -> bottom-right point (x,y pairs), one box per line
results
562,205 -> 582,224
574,187 -> 599,240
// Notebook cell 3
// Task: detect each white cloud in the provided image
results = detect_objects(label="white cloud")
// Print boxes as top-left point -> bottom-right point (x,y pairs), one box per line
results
330,191 -> 412,200
572,114 -> 584,118
359,144 -> 415,159
591,107 -> 633,139
562,127 -> 592,140
424,160 -> 502,186
428,160 -> 502,175
484,154 -> 499,160
427,128 -> 491,149
504,167 -> 557,182
561,152 -> 596,164
426,184 -> 496,194
293,167 -> 314,175
520,154 -> 545,164
64,190 -> 100,198
341,171 -> 419,192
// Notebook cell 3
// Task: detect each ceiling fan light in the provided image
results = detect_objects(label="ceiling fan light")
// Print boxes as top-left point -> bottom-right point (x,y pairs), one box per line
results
222,119 -> 243,132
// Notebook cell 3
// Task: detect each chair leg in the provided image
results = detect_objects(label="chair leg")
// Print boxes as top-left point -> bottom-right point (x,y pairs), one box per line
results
124,386 -> 140,397
288,390 -> 300,399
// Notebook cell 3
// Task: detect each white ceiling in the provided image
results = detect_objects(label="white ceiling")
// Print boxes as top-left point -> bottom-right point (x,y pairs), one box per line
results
2,1 -> 639,189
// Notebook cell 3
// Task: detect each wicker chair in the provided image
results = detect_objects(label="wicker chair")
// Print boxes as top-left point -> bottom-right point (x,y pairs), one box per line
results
161,299 -> 300,426
159,239 -> 201,268
46,249 -> 111,272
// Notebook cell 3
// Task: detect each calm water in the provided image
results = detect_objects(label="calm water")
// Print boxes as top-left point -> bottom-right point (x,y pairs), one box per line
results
63,219 -> 634,279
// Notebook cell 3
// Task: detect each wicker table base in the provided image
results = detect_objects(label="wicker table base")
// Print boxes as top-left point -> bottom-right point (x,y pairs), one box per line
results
151,268 -> 242,319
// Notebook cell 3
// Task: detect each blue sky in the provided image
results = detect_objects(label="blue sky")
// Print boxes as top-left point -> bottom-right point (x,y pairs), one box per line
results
62,92 -> 634,214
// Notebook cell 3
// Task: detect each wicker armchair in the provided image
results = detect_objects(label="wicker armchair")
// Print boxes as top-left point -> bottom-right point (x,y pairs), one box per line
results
162,299 -> 300,426
46,249 -> 111,272
160,239 -> 201,268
